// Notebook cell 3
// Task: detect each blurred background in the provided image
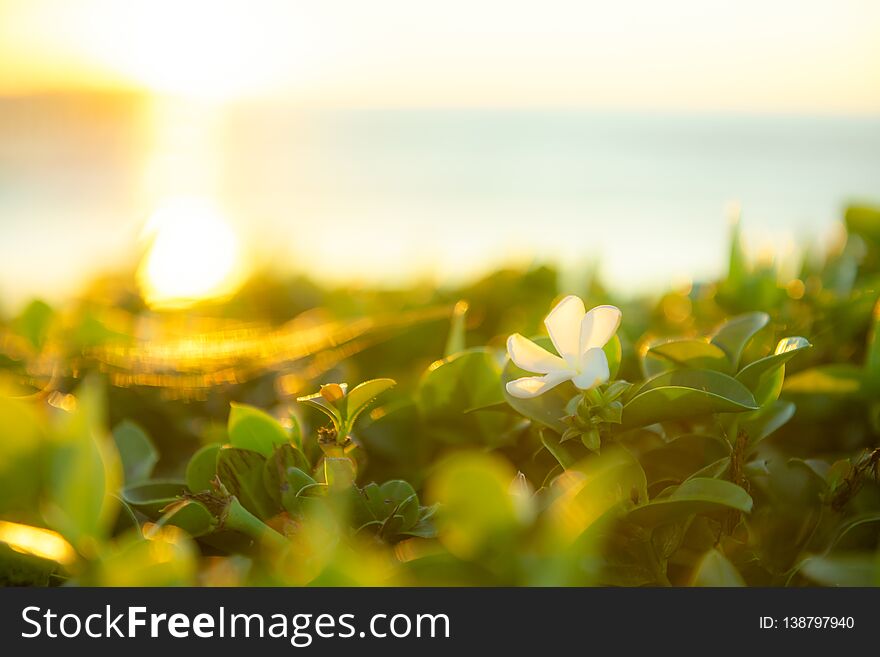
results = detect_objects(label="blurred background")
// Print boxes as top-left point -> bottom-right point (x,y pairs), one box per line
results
1,0 -> 879,312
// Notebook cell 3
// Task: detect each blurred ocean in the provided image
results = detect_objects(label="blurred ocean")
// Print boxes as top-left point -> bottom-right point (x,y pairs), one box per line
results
1,96 -> 879,308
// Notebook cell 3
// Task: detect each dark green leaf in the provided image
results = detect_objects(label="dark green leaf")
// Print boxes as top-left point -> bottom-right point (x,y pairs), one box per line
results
422,348 -> 511,444
621,369 -> 758,429
216,448 -> 277,519
120,480 -> 186,517
739,400 -> 795,449
112,421 -> 158,485
157,499 -> 216,537
710,312 -> 769,368
627,478 -> 753,527
646,339 -> 731,374
262,443 -> 311,504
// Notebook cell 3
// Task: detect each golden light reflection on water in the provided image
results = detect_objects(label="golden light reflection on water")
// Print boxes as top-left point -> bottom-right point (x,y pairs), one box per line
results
91,305 -> 450,399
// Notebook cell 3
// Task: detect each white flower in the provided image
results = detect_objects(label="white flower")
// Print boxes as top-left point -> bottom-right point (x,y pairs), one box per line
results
505,295 -> 622,399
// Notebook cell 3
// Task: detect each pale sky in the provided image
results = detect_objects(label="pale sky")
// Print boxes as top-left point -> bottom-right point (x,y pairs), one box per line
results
1,0 -> 879,112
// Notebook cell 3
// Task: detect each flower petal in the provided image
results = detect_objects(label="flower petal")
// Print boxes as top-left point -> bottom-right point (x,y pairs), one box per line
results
505,370 -> 575,399
544,295 -> 585,364
572,348 -> 610,390
507,333 -> 568,374
579,305 -> 622,353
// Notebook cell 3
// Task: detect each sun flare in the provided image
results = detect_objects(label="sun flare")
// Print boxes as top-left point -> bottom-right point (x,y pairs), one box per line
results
138,197 -> 244,309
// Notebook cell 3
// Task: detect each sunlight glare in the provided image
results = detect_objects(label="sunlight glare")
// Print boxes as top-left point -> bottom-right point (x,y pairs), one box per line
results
0,520 -> 77,565
138,197 -> 244,308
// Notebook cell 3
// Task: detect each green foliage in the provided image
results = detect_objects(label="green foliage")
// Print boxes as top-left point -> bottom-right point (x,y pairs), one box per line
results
645,339 -> 731,376
121,480 -> 187,516
112,421 -> 158,485
709,312 -> 769,368
185,443 -> 221,493
43,379 -> 120,552
621,369 -> 758,429
216,447 -> 278,519
228,403 -> 289,457
14,299 -> 54,351
3,204 -> 880,586
691,549 -> 745,587
420,349 -> 510,444
626,478 -> 753,527
297,378 -> 395,439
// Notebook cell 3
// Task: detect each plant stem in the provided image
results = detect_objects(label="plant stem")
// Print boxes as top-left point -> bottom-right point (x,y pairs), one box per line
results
223,497 -> 288,552
585,388 -> 603,406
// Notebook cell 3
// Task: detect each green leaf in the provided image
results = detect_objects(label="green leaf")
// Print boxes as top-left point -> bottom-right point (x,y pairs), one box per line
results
344,378 -> 396,431
112,421 -> 158,485
422,348 -> 510,444
710,312 -> 769,368
323,457 -> 356,489
280,467 -> 317,513
691,549 -> 745,586
362,483 -> 386,519
783,364 -> 864,397
396,494 -> 421,530
0,398 -> 44,516
380,480 -> 417,508
44,379 -> 120,549
646,339 -> 731,374
844,204 -> 880,245
736,336 -> 811,392
401,505 -> 439,539
120,480 -> 187,517
216,448 -> 278,519
689,456 -> 731,480
364,480 -> 418,522
296,392 -> 343,431
641,434 -> 730,486
289,414 -> 304,452
739,400 -> 795,449
228,403 -> 289,457
541,429 -> 579,469
799,553 -> 880,587
185,443 -> 221,493
502,337 -> 571,433
14,299 -> 54,350
627,478 -> 753,528
262,443 -> 311,504
621,369 -> 758,429
604,335 -> 622,379
112,496 -> 140,534
156,499 -> 216,537
544,447 -> 648,546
